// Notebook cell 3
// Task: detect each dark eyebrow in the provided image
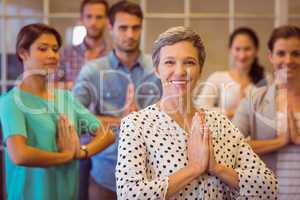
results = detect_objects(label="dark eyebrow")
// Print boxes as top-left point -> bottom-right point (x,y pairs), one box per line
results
132,25 -> 141,28
38,43 -> 50,46
38,43 -> 58,48
118,24 -> 141,28
185,57 -> 197,60
274,49 -> 285,53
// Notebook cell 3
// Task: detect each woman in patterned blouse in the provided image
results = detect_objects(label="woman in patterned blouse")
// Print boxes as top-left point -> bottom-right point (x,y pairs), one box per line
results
116,26 -> 277,199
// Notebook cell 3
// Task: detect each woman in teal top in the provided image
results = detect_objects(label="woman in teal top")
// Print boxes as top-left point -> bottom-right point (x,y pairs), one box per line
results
0,23 -> 115,200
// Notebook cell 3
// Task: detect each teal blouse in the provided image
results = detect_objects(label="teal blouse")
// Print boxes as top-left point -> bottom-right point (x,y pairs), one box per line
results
0,87 -> 100,200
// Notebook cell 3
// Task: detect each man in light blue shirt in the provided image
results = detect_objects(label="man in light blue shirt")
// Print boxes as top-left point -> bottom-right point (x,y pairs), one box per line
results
73,1 -> 161,199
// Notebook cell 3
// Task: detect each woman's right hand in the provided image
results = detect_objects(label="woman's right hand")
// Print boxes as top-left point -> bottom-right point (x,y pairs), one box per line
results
224,107 -> 235,119
57,115 -> 79,158
276,111 -> 290,146
187,111 -> 210,177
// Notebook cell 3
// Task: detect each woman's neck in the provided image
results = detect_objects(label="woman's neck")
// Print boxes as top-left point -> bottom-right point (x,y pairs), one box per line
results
159,92 -> 198,133
277,82 -> 300,113
286,80 -> 300,95
230,67 -> 249,78
229,67 -> 251,84
159,92 -> 196,116
19,74 -> 53,99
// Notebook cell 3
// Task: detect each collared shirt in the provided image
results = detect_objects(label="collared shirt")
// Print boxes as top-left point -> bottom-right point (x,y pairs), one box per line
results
232,84 -> 300,199
56,39 -> 110,82
73,51 -> 162,191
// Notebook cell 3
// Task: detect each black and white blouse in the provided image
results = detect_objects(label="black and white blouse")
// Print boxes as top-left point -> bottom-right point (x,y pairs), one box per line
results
116,104 -> 278,199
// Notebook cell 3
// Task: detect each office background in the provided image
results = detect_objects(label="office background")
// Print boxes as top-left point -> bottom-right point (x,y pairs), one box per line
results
1,0 -> 300,199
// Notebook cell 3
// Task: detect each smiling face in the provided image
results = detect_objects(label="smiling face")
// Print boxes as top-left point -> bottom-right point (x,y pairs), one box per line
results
269,37 -> 300,85
156,41 -> 202,97
230,34 -> 258,71
19,33 -> 60,75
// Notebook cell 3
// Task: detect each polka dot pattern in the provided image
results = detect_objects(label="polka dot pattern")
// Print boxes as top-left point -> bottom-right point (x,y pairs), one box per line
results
116,105 -> 278,199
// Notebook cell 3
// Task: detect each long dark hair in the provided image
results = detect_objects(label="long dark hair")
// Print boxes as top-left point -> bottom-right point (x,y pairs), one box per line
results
229,27 -> 265,85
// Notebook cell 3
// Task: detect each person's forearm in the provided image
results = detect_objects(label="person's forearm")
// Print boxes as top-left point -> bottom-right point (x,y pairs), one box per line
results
248,138 -> 286,155
291,132 -> 300,144
97,115 -> 121,127
166,166 -> 200,198
80,127 -> 116,159
211,164 -> 239,189
53,81 -> 74,89
12,146 -> 73,167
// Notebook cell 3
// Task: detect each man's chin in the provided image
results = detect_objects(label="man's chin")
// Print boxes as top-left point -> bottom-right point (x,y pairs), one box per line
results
86,32 -> 104,40
119,46 -> 139,53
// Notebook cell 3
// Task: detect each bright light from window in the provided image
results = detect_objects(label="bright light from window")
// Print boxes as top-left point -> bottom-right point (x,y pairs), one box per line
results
72,25 -> 86,46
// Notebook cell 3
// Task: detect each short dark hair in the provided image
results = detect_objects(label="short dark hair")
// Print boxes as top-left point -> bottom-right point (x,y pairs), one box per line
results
268,25 -> 300,52
108,0 -> 143,25
80,0 -> 109,15
16,23 -> 62,63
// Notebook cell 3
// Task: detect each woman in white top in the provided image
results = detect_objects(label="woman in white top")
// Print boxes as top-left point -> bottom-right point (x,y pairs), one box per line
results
195,27 -> 267,118
116,26 -> 277,199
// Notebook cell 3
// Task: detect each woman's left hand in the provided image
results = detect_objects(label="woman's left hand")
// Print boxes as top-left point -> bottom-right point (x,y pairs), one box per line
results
207,133 -> 220,175
289,111 -> 300,145
65,117 -> 81,159
199,112 -> 221,175
62,116 -> 81,159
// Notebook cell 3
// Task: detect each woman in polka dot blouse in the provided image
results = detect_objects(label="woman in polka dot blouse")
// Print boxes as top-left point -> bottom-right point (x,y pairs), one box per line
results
116,26 -> 278,200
